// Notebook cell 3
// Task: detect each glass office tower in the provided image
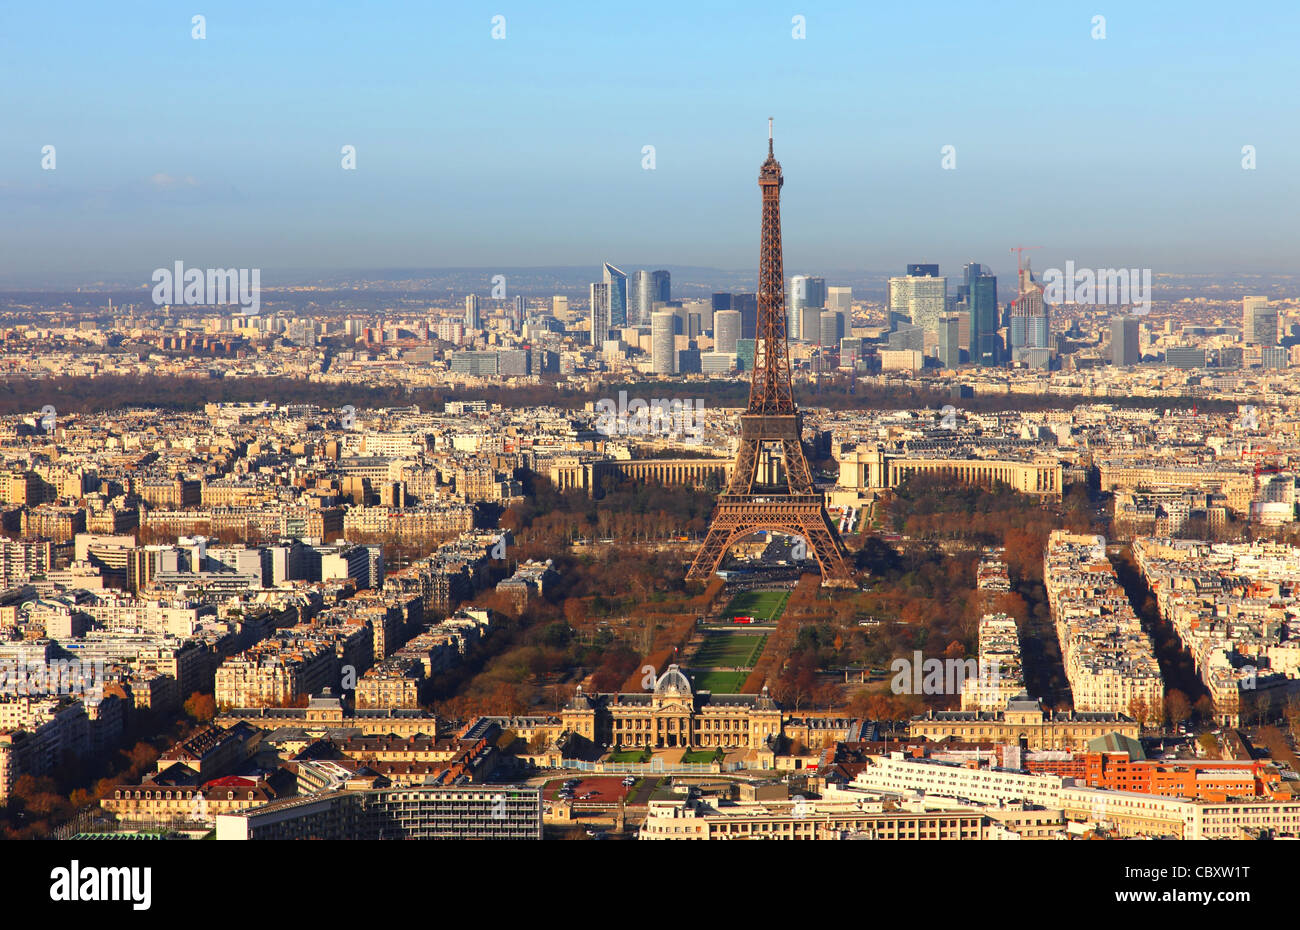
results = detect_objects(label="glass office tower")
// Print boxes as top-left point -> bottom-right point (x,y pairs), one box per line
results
604,263 -> 628,328
966,263 -> 1000,366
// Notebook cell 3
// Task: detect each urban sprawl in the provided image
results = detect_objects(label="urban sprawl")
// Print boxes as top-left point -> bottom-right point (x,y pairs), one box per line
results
2,259 -> 1300,842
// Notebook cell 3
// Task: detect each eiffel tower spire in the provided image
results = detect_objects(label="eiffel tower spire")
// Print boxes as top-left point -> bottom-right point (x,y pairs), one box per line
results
749,119 -> 794,415
687,125 -> 853,587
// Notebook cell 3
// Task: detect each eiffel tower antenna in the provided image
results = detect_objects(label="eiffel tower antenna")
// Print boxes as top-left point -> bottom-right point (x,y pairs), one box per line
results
687,125 -> 854,587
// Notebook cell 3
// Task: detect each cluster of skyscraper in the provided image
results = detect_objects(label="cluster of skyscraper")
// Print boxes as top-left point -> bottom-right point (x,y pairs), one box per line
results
585,263 -> 835,375
454,264 -> 1283,378
886,262 -> 1049,369
587,264 -> 861,365
579,257 -> 1287,378
589,265 -> 675,344
787,276 -> 853,347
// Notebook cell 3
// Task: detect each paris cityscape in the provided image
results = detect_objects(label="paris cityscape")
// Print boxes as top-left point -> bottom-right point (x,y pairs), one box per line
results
3,0 -> 1293,909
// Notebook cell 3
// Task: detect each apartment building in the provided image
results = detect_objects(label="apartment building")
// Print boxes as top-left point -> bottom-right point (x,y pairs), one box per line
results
1044,532 -> 1164,718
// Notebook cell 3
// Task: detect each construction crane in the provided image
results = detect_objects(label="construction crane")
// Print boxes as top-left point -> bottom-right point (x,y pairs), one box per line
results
1008,245 -> 1043,307
1254,461 -> 1280,501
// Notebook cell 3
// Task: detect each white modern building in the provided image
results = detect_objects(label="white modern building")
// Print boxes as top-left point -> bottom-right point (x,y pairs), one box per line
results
651,310 -> 677,375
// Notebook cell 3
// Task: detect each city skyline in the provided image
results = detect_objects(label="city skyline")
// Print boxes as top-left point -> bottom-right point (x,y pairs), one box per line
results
2,1 -> 1299,893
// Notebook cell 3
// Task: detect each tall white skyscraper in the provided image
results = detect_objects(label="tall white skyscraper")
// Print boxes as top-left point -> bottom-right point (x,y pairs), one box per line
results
789,275 -> 826,340
464,294 -> 481,330
713,309 -> 741,354
651,310 -> 677,374
631,269 -> 669,327
629,269 -> 670,326
631,270 -> 650,326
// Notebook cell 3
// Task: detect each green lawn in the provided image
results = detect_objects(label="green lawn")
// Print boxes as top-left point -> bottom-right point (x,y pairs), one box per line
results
692,634 -> 767,668
607,748 -> 650,763
688,670 -> 750,693
722,590 -> 789,622
681,749 -> 722,764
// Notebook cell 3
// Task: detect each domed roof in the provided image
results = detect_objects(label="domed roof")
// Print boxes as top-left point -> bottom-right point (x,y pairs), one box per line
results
654,665 -> 693,697
567,685 -> 592,710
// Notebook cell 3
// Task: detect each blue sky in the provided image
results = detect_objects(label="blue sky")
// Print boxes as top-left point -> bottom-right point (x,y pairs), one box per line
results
1,1 -> 1297,282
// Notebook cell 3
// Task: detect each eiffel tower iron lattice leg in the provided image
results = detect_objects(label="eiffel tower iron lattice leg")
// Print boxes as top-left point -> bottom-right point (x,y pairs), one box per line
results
687,494 -> 853,586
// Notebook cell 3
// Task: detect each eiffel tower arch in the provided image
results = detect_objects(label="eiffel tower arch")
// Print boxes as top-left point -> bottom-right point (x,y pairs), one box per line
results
687,121 -> 854,588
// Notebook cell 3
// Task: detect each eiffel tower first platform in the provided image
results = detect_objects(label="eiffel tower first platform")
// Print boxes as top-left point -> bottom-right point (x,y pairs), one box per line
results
687,122 -> 854,588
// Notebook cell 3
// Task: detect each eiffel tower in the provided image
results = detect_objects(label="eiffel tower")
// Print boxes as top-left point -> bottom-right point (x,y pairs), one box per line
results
687,121 -> 854,587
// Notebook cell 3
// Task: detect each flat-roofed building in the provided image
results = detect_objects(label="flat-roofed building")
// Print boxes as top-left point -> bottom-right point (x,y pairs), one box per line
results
910,694 -> 1139,751
214,784 -> 542,840
639,795 -> 994,840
